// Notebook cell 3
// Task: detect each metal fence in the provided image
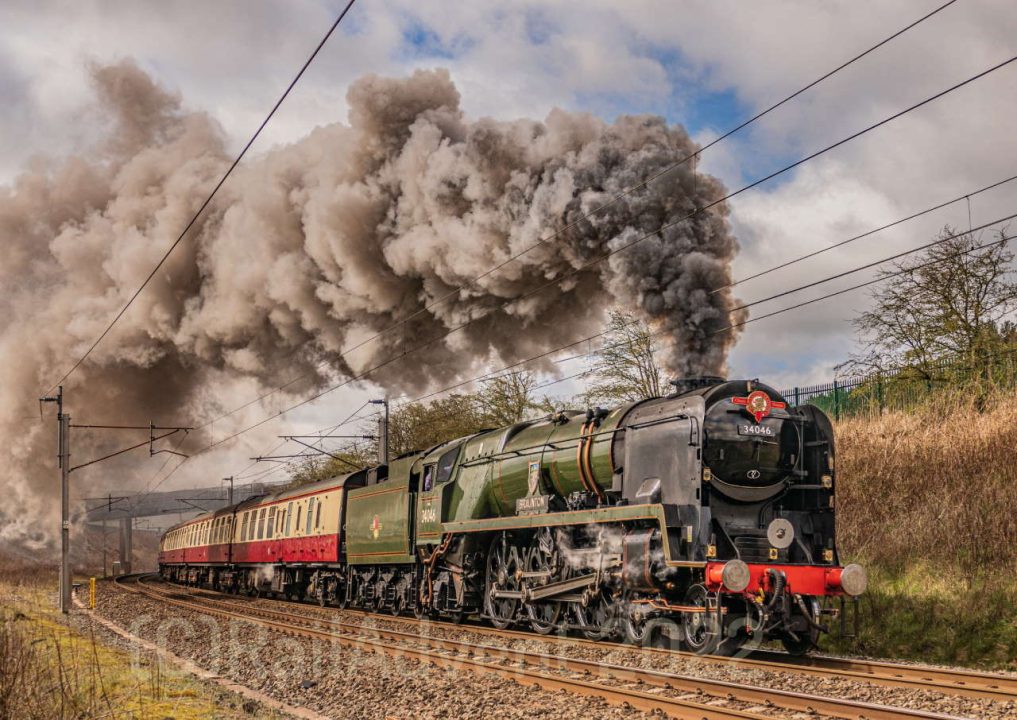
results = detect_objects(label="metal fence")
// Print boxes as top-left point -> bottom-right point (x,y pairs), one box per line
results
780,347 -> 1017,420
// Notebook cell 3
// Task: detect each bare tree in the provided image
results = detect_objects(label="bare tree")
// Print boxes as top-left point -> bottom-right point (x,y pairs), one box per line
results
478,371 -> 542,426
844,225 -> 1016,377
387,394 -> 488,456
583,309 -> 664,404
285,444 -> 377,488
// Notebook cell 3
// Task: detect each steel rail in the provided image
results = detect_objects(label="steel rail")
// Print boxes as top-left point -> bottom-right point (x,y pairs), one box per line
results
176,579 -> 1017,704
121,575 -> 981,720
315,604 -> 1017,703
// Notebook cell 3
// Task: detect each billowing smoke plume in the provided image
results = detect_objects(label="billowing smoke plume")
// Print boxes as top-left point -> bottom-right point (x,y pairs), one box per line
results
0,61 -> 743,549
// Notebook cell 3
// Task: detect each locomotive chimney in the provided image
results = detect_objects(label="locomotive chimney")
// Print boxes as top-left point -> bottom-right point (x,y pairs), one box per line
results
668,376 -> 726,396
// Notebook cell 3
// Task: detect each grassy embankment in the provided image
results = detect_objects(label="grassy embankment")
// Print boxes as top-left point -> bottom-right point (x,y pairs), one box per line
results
829,388 -> 1017,669
0,565 -> 261,719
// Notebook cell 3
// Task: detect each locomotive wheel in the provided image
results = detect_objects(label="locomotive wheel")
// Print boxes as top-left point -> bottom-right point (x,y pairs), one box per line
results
682,584 -> 721,655
571,586 -> 616,640
525,543 -> 561,635
392,588 -> 406,617
485,535 -> 520,629
623,604 -> 655,646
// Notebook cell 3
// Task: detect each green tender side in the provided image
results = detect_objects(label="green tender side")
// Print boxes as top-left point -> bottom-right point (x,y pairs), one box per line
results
346,471 -> 415,565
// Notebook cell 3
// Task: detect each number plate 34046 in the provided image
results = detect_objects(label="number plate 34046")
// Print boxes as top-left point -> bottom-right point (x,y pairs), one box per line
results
738,424 -> 773,436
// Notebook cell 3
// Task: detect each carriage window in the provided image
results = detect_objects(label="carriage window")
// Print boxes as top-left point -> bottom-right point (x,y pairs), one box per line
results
285,502 -> 294,535
295,505 -> 302,534
266,507 -> 276,539
306,498 -> 316,534
436,447 -> 459,484
241,513 -> 249,541
422,464 -> 436,492
257,509 -> 266,539
314,499 -> 322,530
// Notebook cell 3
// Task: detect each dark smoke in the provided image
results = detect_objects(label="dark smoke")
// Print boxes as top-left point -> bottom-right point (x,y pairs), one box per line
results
0,61 -> 744,548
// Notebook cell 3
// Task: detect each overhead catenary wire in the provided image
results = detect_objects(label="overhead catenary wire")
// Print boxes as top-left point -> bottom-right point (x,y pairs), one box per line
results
729,213 -> 1017,314
408,218 -> 1017,401
713,172 -> 1017,294
711,231 -> 1017,336
144,218 -> 1017,495
135,400 -> 375,506
196,0 -> 960,428
188,53 -> 1017,452
42,0 -> 359,395
123,6 -> 1003,495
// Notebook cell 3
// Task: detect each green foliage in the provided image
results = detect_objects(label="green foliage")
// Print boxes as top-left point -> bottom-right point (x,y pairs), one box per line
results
824,563 -> 1017,670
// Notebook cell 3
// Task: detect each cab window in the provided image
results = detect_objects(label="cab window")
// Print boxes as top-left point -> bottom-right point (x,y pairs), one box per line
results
436,447 -> 459,484
422,464 -> 436,492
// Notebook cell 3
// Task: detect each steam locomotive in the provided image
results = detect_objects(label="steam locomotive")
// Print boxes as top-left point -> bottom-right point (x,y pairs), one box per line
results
159,377 -> 865,654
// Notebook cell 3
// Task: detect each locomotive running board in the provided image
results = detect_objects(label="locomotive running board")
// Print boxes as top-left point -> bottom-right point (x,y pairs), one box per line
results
439,504 -> 706,569
491,572 -> 598,602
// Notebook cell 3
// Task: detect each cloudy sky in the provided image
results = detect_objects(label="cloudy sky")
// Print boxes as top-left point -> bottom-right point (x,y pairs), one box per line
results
3,0 -> 1015,498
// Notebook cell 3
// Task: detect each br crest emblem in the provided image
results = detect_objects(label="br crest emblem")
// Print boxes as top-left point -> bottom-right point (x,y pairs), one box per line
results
371,514 -> 382,539
732,390 -> 785,423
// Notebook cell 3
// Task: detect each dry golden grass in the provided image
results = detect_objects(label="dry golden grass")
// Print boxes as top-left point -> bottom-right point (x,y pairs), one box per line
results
826,387 -> 1017,668
0,564 -> 262,720
836,387 -> 1017,572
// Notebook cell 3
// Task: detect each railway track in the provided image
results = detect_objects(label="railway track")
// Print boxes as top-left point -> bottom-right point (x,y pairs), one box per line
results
168,579 -> 1015,705
107,574 -> 998,720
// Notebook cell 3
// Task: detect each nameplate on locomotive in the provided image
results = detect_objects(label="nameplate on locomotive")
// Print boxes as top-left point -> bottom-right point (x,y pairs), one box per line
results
516,494 -> 550,515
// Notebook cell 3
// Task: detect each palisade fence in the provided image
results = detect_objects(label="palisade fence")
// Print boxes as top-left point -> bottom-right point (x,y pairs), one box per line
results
779,346 -> 1017,420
